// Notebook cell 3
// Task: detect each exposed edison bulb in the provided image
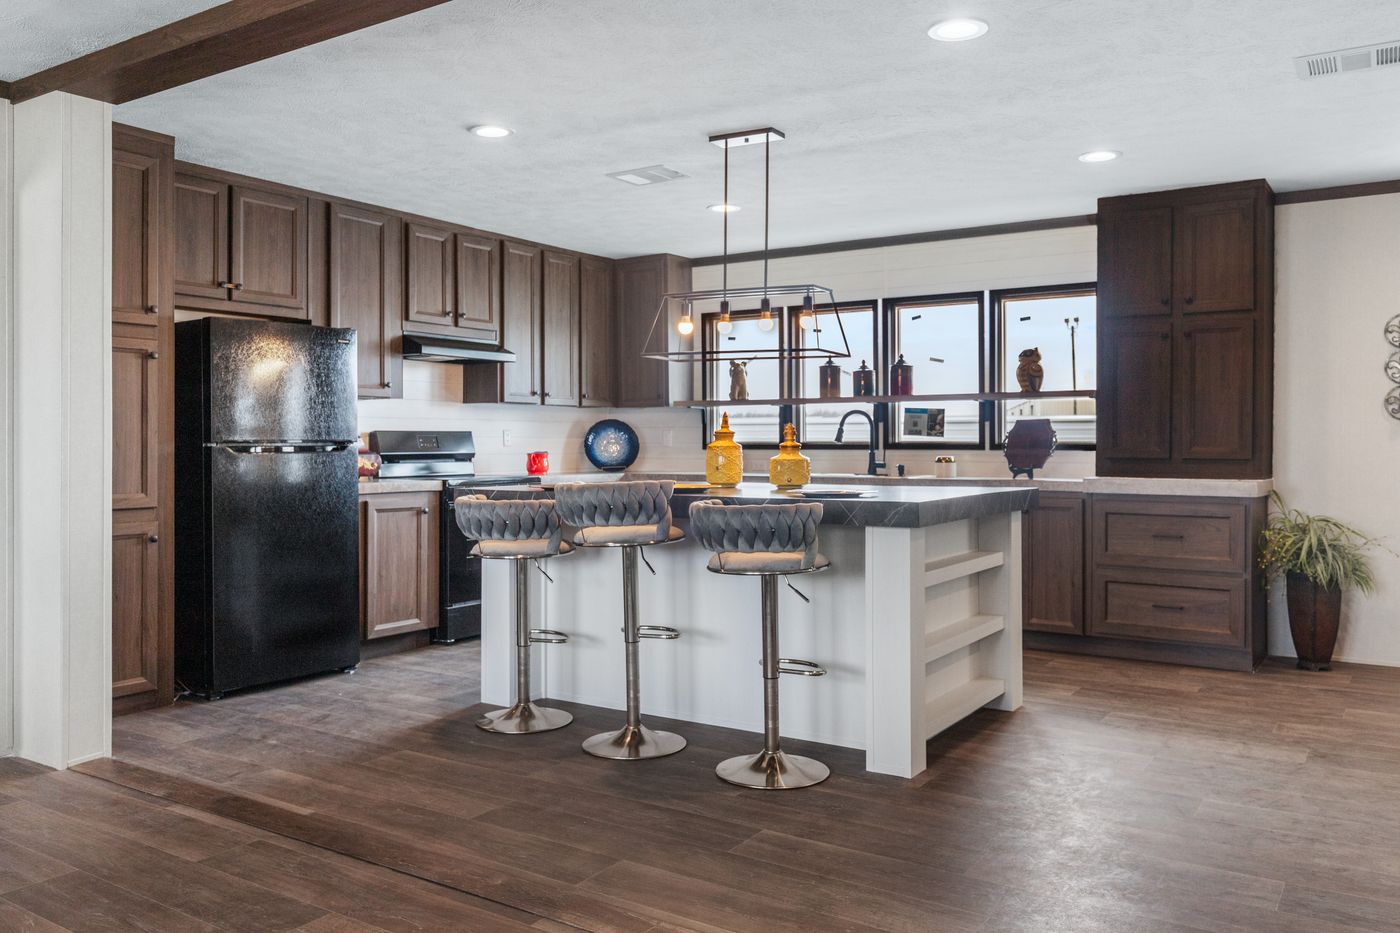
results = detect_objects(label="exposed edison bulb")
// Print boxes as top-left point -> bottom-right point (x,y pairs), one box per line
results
798,313 -> 815,331
677,315 -> 695,337
756,297 -> 775,332
716,299 -> 734,335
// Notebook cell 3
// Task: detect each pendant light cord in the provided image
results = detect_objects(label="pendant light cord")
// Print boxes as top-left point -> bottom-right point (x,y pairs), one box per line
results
722,141 -> 729,301
763,138 -> 770,296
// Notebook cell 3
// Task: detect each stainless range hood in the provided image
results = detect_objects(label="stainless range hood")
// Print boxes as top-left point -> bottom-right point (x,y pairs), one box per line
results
401,332 -> 516,363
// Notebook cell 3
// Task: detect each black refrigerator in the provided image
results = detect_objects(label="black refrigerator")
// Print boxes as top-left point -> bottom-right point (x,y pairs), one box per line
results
175,317 -> 361,698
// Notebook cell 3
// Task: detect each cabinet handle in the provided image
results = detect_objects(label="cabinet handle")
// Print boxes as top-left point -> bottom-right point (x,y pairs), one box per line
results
147,351 -> 160,360
530,390 -> 539,397
147,534 -> 159,544
218,281 -> 245,290
542,391 -> 550,399
384,381 -> 393,389
1151,533 -> 1185,540
145,304 -> 159,315
1151,603 -> 1186,612
1160,333 -> 1170,340
1160,297 -> 1169,306
1184,296 -> 1195,305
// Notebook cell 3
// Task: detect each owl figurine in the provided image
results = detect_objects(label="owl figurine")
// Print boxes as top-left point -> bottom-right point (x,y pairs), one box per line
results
1016,347 -> 1044,393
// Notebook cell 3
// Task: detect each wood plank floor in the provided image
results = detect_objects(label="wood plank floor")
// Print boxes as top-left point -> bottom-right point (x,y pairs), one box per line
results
1,646 -> 1398,931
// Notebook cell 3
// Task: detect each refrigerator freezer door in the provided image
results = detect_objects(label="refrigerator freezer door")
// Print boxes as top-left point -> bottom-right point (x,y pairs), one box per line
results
206,318 -> 358,443
206,444 -> 360,693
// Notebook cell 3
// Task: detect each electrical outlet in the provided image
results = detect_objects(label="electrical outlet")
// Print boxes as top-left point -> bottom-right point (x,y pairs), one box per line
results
502,429 -> 512,447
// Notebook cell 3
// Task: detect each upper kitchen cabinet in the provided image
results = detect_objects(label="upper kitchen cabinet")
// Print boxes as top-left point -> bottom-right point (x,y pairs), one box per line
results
1096,180 -> 1273,479
174,165 -> 309,320
455,233 -> 502,343
579,255 -> 616,406
615,254 -> 692,408
330,202 -> 403,399
542,250 -> 581,406
403,221 -> 504,344
405,221 -> 456,328
463,240 -> 541,404
112,130 -> 172,329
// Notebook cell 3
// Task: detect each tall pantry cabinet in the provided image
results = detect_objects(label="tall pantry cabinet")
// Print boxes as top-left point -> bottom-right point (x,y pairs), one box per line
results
112,125 -> 176,713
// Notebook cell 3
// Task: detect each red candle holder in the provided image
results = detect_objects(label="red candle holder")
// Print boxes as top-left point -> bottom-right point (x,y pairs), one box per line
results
526,451 -> 550,475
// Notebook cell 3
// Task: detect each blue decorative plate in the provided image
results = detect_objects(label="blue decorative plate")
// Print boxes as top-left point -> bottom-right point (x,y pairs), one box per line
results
584,419 -> 640,471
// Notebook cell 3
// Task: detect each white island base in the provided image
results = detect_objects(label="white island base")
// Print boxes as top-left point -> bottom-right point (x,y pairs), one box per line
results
480,497 -> 1023,779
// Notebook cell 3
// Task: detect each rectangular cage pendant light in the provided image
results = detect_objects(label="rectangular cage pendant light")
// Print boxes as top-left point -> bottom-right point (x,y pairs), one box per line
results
639,127 -> 852,364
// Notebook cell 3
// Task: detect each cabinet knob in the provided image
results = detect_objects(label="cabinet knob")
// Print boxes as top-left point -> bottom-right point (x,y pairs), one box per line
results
384,381 -> 393,389
147,351 -> 160,360
1160,333 -> 1170,340
421,507 -> 430,514
542,391 -> 550,399
1184,296 -> 1195,305
147,534 -> 159,544
530,390 -> 539,397
1160,297 -> 1169,306
146,304 -> 159,315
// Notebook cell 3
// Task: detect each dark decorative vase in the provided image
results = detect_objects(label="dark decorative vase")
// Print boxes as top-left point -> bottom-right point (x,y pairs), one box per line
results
1285,571 -> 1342,671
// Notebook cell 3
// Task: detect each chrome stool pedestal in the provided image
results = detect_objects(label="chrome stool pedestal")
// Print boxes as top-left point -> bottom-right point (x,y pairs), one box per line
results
691,500 -> 831,790
556,481 -> 688,761
454,495 -> 573,735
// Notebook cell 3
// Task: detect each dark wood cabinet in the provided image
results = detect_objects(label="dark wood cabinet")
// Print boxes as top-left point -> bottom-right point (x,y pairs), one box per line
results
1096,180 -> 1273,478
1022,492 -> 1085,635
112,125 -> 175,715
405,221 -> 455,327
112,519 -> 162,700
580,255 -> 615,406
1024,493 -> 1266,671
466,241 -> 542,404
174,166 -> 309,320
455,233 -> 501,343
542,250 -> 580,406
615,254 -> 691,407
360,492 -> 439,640
330,202 -> 403,399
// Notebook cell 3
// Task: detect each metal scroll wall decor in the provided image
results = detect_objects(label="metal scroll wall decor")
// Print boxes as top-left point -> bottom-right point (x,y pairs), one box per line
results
1387,314 -> 1400,418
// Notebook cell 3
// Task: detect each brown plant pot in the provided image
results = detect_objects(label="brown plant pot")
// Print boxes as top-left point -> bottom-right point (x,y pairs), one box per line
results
1285,571 -> 1342,672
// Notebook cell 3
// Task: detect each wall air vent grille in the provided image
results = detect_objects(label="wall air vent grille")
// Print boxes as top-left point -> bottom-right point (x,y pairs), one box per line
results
606,165 -> 687,186
1296,41 -> 1400,78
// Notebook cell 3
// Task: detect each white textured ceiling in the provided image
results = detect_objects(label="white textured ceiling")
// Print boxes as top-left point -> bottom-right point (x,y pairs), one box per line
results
0,0 -> 226,79
16,2 -> 1400,258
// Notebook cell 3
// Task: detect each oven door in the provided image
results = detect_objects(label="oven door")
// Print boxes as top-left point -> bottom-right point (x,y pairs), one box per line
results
438,488 -> 483,642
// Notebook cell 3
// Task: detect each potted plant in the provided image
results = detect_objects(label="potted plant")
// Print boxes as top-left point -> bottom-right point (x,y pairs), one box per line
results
1259,494 -> 1387,671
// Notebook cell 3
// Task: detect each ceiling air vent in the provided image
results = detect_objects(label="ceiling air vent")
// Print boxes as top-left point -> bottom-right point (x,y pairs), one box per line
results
606,165 -> 687,186
1296,40 -> 1400,78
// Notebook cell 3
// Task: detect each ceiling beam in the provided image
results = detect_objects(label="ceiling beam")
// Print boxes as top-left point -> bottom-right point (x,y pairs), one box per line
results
7,0 -> 453,105
0,80 -> 11,101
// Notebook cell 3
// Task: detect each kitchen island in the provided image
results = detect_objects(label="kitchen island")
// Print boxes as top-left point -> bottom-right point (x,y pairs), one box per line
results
469,481 -> 1035,778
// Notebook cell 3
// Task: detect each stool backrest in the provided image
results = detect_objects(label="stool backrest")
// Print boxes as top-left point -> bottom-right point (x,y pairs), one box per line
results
554,481 -> 674,543
455,495 -> 563,550
689,500 -> 824,569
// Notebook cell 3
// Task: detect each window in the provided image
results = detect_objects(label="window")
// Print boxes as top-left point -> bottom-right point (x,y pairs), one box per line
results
994,285 -> 1097,446
794,302 -> 877,445
701,310 -> 782,445
886,294 -> 984,446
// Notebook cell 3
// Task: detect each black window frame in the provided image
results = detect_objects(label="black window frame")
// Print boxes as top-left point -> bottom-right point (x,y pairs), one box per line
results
699,306 -> 790,447
989,282 -> 1098,451
882,291 -> 987,451
787,299 -> 881,450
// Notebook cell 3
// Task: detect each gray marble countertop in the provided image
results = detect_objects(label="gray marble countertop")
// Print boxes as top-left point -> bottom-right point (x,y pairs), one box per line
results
357,478 -> 444,495
461,481 -> 1036,529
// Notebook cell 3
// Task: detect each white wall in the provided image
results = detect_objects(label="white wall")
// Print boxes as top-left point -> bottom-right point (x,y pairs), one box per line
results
693,225 -> 1099,478
1274,194 -> 1400,667
0,99 -> 13,756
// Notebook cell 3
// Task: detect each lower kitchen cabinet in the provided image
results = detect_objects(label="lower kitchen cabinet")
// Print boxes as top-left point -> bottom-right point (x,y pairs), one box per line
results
1023,492 -> 1266,671
360,491 -> 439,640
112,519 -> 164,704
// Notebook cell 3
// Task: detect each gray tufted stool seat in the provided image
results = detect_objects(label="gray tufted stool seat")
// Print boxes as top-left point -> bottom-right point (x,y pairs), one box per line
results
688,500 -> 831,790
553,481 -> 688,760
454,495 -> 573,734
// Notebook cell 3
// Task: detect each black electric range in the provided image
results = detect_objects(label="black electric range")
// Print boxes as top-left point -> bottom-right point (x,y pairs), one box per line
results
369,431 -> 540,643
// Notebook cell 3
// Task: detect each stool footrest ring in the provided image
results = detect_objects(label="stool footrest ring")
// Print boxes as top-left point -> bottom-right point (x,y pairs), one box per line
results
778,658 -> 826,676
529,629 -> 569,644
638,625 -> 680,640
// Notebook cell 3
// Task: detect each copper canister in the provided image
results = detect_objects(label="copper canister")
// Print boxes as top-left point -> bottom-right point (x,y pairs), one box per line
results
852,360 -> 875,396
819,357 -> 842,398
889,353 -> 914,396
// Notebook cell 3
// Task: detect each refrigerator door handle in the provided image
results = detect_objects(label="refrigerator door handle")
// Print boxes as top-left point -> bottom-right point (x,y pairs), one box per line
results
209,442 -> 356,454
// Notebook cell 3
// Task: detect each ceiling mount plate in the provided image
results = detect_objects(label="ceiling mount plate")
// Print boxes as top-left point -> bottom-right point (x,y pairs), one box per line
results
709,127 -> 785,148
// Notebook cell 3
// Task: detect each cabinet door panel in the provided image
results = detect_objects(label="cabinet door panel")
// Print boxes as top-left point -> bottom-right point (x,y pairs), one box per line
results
174,173 -> 229,301
580,256 -> 614,406
1091,570 -> 1247,648
362,494 -> 439,639
330,204 -> 402,399
230,185 -> 308,315
405,222 -> 456,326
1098,207 -> 1172,318
1023,492 -> 1085,634
456,233 -> 501,342
1175,316 -> 1254,461
542,250 -> 580,406
113,336 -> 160,510
113,149 -> 162,327
1174,198 -> 1255,314
113,520 -> 161,699
501,241 -> 542,404
1093,496 -> 1247,573
1098,320 -> 1173,462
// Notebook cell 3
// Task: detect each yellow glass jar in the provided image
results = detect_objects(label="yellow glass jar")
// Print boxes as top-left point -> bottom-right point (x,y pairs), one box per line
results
706,412 -> 744,487
768,423 -> 811,489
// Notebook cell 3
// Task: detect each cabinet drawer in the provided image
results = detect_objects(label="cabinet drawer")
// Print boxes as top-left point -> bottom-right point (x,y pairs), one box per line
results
1092,497 -> 1246,573
1090,570 -> 1246,648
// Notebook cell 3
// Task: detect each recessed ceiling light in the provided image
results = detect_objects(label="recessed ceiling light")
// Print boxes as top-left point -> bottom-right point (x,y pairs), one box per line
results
468,125 -> 512,138
1078,149 -> 1121,163
928,18 -> 988,41
708,203 -> 741,213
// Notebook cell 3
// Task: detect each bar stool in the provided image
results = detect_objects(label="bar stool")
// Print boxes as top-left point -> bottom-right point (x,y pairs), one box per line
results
689,500 -> 830,790
554,481 -> 687,760
455,495 -> 573,734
